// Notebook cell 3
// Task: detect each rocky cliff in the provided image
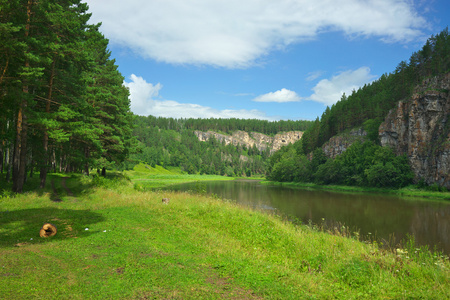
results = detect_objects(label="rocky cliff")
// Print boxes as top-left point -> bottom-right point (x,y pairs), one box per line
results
322,128 -> 367,159
194,130 -> 303,154
379,73 -> 450,188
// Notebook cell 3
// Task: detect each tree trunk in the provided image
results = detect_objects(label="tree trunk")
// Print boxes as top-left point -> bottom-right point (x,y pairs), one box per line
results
29,158 -> 34,178
84,147 -> 89,176
0,142 -> 3,174
13,100 -> 27,193
13,0 -> 32,193
40,57 -> 56,188
6,146 -> 12,182
12,106 -> 23,192
101,167 -> 106,177
17,98 -> 28,193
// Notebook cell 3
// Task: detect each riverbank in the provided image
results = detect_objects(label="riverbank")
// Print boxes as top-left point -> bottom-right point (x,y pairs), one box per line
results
262,180 -> 450,201
0,174 -> 449,299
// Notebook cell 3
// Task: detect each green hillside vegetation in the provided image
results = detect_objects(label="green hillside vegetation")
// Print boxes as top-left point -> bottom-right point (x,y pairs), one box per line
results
1,175 -> 448,299
124,116 -> 313,177
132,162 -> 175,175
268,28 -> 450,190
302,28 -> 450,154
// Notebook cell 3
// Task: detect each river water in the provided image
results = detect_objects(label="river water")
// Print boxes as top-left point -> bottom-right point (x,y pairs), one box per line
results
166,180 -> 450,254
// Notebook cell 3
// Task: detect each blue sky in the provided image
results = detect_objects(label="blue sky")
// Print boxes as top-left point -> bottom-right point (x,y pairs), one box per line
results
85,0 -> 449,121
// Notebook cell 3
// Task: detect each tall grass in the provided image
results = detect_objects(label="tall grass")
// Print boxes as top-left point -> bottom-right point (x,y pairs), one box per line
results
0,174 -> 448,299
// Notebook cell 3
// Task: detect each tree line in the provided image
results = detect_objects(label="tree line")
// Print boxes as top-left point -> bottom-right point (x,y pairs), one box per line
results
140,115 -> 313,135
267,141 -> 414,188
0,0 -> 135,192
267,28 -> 450,189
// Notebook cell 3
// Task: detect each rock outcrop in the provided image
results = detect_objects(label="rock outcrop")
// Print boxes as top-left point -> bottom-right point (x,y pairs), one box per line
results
322,128 -> 367,159
379,73 -> 450,188
194,130 -> 303,154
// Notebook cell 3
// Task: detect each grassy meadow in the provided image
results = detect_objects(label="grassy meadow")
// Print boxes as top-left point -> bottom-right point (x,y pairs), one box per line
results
0,167 -> 449,299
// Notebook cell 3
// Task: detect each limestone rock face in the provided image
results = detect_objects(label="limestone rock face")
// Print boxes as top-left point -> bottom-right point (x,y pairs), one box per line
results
322,128 -> 367,159
379,73 -> 450,188
194,130 -> 303,154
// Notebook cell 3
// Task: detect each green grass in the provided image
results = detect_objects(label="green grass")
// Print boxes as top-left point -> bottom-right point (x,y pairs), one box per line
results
125,163 -> 236,191
0,174 -> 449,299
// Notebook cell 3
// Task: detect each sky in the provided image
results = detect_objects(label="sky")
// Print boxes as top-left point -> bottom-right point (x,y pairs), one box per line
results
85,0 -> 450,121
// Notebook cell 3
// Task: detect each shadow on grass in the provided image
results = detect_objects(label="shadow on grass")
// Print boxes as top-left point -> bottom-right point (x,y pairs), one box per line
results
0,207 -> 105,248
19,173 -> 95,200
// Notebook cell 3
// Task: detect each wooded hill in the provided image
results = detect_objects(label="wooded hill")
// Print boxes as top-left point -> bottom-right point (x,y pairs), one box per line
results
267,28 -> 450,189
301,28 -> 450,154
126,116 -> 312,176
0,0 -> 135,193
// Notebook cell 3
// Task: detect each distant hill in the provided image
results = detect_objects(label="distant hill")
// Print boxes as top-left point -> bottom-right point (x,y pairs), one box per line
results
124,116 -> 313,176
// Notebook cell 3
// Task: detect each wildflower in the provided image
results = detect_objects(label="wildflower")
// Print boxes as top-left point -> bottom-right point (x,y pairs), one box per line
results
396,248 -> 408,255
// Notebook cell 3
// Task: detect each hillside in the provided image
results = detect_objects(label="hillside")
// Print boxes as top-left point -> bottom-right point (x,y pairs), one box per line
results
267,28 -> 450,190
125,116 -> 312,176
194,130 -> 303,154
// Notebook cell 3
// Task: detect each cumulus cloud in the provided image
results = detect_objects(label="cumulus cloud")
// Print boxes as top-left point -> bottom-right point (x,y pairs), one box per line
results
124,74 -> 275,120
253,88 -> 301,103
85,0 -> 427,68
123,74 -> 163,113
308,67 -> 377,106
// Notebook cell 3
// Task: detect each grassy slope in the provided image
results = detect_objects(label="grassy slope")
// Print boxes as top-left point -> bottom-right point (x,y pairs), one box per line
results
127,163 -> 236,191
0,173 -> 449,299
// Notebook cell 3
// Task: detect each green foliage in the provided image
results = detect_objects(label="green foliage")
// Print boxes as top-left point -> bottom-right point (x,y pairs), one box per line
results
363,118 -> 383,143
129,115 -> 273,176
0,0 -> 134,192
268,141 -> 414,189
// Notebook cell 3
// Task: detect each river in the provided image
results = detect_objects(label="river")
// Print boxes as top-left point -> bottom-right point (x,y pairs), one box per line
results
166,180 -> 450,254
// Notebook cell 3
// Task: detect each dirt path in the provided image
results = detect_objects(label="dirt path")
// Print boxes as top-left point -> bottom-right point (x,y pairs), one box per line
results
50,179 -> 62,202
61,177 -> 75,197
50,177 -> 76,202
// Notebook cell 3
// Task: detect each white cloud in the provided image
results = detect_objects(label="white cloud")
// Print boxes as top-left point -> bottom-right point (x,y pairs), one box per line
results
85,0 -> 427,68
253,88 -> 301,103
308,67 -> 377,106
306,71 -> 324,81
124,74 -> 275,120
123,74 -> 162,113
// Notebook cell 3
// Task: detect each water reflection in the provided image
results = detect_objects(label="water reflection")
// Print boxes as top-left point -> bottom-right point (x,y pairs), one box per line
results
166,180 -> 450,254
